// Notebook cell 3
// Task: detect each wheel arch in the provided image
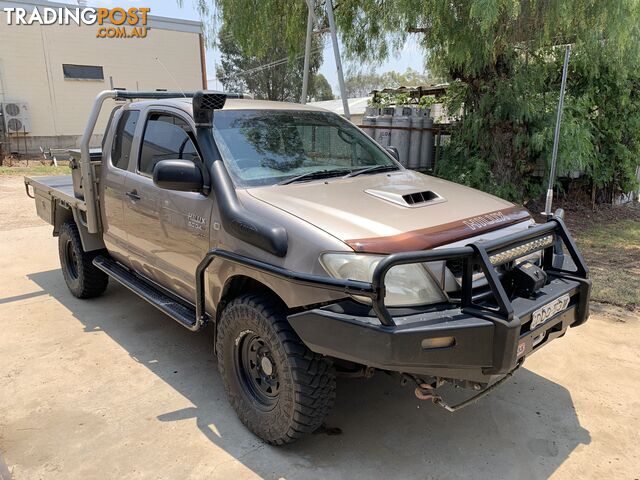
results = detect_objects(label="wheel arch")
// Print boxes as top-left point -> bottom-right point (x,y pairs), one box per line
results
52,202 -> 106,252
217,275 -> 287,322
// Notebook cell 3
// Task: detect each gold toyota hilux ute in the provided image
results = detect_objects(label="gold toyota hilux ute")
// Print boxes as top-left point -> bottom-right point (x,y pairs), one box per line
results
24,90 -> 591,445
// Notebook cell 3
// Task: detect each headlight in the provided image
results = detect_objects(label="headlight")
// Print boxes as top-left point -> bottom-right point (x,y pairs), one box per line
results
320,253 -> 448,307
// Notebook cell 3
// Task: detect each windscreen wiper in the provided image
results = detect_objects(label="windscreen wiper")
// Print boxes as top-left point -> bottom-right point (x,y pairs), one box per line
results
277,168 -> 350,185
344,164 -> 399,178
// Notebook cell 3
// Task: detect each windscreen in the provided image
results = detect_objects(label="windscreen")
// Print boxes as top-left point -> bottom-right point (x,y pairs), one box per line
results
211,110 -> 397,187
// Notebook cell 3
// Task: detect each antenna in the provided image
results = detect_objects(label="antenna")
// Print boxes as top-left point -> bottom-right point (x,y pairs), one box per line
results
155,56 -> 186,98
545,45 -> 571,217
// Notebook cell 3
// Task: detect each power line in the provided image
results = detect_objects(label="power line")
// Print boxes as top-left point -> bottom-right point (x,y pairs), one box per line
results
218,46 -> 323,80
217,39 -> 328,82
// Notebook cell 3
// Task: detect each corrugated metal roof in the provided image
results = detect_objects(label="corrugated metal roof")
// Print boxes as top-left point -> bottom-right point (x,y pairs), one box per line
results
307,97 -> 370,116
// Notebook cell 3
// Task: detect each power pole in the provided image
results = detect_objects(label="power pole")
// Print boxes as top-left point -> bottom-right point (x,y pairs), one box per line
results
325,0 -> 350,118
300,0 -> 314,104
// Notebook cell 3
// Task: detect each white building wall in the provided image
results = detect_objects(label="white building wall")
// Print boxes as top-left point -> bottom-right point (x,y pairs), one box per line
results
0,1 -> 204,152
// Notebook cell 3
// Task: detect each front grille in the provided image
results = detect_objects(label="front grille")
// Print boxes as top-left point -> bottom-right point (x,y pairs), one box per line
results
446,258 -> 485,284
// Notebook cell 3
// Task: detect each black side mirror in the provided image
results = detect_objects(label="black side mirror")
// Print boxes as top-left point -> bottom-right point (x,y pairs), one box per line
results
153,159 -> 203,192
385,146 -> 399,161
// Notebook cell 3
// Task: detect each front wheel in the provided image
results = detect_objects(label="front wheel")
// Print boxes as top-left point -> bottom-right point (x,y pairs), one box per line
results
216,294 -> 335,445
58,222 -> 108,299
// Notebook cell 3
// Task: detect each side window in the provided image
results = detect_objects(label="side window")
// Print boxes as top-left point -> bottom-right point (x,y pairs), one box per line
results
138,113 -> 199,176
111,110 -> 139,170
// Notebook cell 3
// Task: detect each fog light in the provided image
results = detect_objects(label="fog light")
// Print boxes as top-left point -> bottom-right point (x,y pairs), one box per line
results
421,336 -> 456,349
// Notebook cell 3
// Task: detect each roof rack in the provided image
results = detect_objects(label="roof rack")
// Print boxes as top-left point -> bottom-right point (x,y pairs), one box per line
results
111,90 -> 247,101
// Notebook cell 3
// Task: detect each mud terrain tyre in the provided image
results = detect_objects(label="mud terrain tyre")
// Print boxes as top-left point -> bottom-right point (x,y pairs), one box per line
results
58,221 -> 108,299
216,294 -> 335,445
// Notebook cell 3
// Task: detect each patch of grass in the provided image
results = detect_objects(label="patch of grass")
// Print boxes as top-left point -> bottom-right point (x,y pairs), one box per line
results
0,165 -> 71,176
574,219 -> 640,310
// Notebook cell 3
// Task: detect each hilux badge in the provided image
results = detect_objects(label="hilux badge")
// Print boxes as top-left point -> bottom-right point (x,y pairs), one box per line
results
462,211 -> 507,231
187,212 -> 205,231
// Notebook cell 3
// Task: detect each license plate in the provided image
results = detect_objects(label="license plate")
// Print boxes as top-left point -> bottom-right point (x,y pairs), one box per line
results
530,294 -> 570,330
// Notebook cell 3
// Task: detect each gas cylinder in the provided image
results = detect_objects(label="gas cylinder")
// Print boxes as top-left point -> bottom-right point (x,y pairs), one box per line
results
362,106 -> 378,139
408,107 -> 423,169
374,107 -> 394,147
419,110 -> 434,169
390,106 -> 411,166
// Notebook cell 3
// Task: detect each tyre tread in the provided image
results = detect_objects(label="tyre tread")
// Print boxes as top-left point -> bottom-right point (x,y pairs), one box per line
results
59,222 -> 108,299
216,293 -> 335,445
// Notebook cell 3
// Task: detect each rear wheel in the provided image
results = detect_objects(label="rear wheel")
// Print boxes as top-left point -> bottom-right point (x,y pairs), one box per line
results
58,222 -> 108,298
216,294 -> 335,445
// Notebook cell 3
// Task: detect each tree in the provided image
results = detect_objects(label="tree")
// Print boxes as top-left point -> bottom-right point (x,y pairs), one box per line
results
200,0 -> 640,202
329,0 -> 640,201
344,68 -> 437,98
216,22 -> 323,102
309,73 -> 334,101
193,0 -> 311,59
200,1 -> 332,103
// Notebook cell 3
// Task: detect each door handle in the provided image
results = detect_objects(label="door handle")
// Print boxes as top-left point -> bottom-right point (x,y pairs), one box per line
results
126,190 -> 141,201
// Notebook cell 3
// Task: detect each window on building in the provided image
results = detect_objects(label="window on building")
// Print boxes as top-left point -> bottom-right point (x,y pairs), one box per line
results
62,64 -> 104,81
138,114 -> 199,176
111,110 -> 140,170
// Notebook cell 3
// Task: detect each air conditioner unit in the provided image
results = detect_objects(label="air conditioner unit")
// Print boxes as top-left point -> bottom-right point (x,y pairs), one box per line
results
2,102 -> 32,134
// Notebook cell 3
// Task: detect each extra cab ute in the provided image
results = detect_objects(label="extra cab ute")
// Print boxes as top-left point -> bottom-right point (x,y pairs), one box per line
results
24,90 -> 591,444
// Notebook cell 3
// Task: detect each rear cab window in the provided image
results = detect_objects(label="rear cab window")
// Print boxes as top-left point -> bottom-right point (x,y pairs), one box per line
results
111,110 -> 140,170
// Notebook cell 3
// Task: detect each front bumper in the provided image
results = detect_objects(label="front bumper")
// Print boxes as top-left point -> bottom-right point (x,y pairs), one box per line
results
289,275 -> 590,383
287,217 -> 591,384
198,217 -> 590,385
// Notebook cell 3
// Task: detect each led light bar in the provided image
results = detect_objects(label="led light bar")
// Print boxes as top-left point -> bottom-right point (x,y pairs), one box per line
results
489,235 -> 554,265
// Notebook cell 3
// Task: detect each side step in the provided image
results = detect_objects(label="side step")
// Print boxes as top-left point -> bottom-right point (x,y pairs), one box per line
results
93,255 -> 203,331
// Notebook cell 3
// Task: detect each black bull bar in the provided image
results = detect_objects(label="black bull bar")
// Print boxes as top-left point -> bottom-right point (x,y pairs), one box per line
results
195,217 -> 590,375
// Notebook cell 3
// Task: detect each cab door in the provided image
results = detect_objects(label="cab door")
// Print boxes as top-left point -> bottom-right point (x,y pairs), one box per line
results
101,108 -> 140,265
123,108 -> 212,303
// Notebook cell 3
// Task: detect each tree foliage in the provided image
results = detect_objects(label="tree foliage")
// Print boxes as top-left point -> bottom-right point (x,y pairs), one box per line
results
196,1 -> 332,102
196,0 -> 640,202
331,0 -> 640,201
344,68 -> 436,97
192,0 -> 310,56
216,22 -> 325,101
310,74 -> 334,101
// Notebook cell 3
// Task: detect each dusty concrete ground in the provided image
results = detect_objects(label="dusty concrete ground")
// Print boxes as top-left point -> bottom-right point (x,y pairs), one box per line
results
1,175 -> 639,479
